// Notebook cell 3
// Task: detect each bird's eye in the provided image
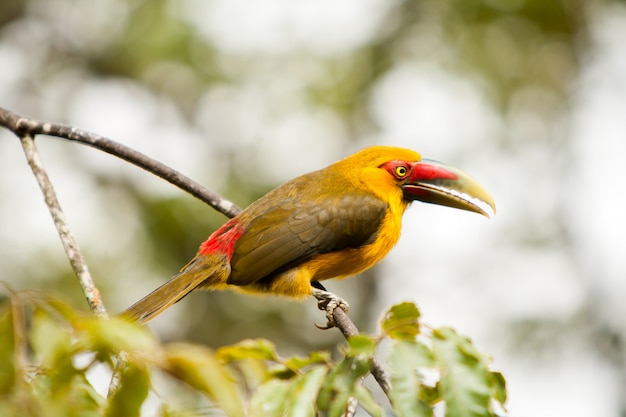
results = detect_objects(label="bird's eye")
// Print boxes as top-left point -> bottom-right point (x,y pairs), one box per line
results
395,165 -> 408,178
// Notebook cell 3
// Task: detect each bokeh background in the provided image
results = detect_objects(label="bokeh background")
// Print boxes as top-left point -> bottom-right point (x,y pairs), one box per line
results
1,0 -> 625,415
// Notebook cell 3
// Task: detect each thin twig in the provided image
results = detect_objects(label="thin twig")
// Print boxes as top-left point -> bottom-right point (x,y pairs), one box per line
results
344,396 -> 359,417
6,285 -> 28,390
18,134 -> 108,318
0,106 -> 391,396
107,352 -> 129,398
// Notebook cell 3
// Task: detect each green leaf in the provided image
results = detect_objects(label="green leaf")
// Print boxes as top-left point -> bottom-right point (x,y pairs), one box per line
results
72,373 -> 107,411
432,327 -> 495,417
268,363 -> 298,380
488,371 -> 507,406
346,334 -> 377,357
284,351 -> 330,371
382,302 -> 421,340
30,311 -> 72,366
0,306 -> 15,394
250,379 -> 291,417
76,317 -> 156,355
230,357 -> 270,392
41,297 -> 78,322
317,355 -> 371,417
165,343 -> 244,417
353,384 -> 383,417
30,311 -> 76,388
286,366 -> 327,417
216,338 -> 278,362
388,340 -> 435,417
105,363 -> 150,417
29,372 -> 104,417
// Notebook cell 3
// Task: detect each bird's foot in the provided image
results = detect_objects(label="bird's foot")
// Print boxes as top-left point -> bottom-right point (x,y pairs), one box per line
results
312,287 -> 350,330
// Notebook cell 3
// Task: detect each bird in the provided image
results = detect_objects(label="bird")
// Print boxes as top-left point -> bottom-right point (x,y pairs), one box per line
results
121,146 -> 495,325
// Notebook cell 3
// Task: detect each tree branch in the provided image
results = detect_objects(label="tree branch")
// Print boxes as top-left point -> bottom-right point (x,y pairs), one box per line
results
0,106 -> 390,396
18,133 -> 108,318
0,107 -> 241,218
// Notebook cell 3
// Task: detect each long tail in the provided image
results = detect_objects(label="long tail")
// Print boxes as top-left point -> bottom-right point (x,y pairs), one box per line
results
120,255 -> 230,324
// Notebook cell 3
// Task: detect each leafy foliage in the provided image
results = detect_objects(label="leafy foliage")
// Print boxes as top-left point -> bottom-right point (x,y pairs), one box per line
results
0,291 -> 506,416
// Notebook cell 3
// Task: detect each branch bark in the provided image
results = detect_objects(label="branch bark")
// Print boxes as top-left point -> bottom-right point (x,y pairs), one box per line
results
0,107 -> 240,218
18,133 -> 108,318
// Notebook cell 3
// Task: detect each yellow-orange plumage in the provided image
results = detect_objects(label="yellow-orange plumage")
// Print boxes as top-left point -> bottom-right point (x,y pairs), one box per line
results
122,146 -> 494,323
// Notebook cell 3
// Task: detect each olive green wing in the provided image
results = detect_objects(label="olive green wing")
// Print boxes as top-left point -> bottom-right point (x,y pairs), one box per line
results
227,192 -> 387,286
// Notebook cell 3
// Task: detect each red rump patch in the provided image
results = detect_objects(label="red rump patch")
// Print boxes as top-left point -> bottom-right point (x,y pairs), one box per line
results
199,219 -> 246,259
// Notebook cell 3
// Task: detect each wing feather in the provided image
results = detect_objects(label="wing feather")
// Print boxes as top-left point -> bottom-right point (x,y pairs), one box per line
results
227,191 -> 387,286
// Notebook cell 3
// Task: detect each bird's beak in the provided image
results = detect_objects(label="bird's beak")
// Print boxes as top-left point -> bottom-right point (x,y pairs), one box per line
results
402,159 -> 496,218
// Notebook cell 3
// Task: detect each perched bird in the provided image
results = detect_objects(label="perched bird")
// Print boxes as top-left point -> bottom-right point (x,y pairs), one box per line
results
122,146 -> 495,324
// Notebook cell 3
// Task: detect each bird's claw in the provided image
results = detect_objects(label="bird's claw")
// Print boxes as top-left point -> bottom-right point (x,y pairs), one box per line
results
312,288 -> 349,330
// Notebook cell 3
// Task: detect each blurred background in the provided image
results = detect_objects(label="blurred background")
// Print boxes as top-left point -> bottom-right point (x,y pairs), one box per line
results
1,0 -> 625,415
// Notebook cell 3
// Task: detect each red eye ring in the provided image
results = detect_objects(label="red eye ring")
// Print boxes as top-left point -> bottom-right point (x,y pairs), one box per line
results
380,160 -> 412,179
